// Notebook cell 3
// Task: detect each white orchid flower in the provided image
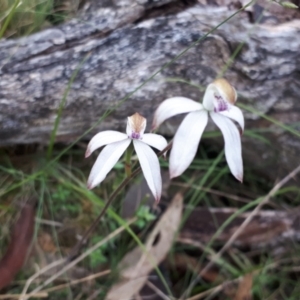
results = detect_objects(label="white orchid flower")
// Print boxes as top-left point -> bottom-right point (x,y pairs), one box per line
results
86,113 -> 168,202
152,78 -> 244,182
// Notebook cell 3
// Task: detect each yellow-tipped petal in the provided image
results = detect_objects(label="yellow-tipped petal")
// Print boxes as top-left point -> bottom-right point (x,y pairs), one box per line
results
127,113 -> 147,138
212,78 -> 237,105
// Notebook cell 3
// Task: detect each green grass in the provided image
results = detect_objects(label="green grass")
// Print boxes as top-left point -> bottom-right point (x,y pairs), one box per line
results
1,0 -> 300,299
0,0 -> 80,38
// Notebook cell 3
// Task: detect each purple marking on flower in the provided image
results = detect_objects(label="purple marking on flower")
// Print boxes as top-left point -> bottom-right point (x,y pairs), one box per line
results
214,94 -> 228,112
131,132 -> 140,139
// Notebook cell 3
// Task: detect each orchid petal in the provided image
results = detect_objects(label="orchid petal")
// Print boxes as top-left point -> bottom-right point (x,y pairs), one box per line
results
85,131 -> 128,157
219,106 -> 244,133
133,140 -> 162,203
169,110 -> 208,178
210,112 -> 243,182
152,97 -> 203,129
142,133 -> 168,157
87,139 -> 131,189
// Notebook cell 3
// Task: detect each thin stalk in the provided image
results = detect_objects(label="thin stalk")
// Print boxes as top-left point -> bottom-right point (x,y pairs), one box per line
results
217,4 -> 266,78
238,103 -> 300,138
46,54 -> 90,160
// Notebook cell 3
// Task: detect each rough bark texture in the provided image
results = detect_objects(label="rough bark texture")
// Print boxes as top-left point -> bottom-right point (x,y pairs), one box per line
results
0,0 -> 299,177
180,207 -> 300,253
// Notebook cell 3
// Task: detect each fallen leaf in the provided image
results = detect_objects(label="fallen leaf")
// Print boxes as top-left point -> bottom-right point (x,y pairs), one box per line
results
105,193 -> 183,300
105,277 -> 147,300
0,204 -> 35,291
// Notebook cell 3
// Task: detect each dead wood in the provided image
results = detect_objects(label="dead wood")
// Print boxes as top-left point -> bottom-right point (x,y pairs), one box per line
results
180,207 -> 300,250
0,0 -> 299,177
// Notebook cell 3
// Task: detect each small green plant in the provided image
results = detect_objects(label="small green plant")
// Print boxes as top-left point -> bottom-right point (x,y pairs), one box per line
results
135,205 -> 156,229
89,236 -> 108,268
52,185 -> 81,216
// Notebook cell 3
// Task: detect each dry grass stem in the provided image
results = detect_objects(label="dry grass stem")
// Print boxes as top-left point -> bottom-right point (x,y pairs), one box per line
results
20,259 -> 65,300
0,293 -> 48,299
186,277 -> 242,300
146,281 -> 171,300
20,218 -> 136,300
42,269 -> 111,293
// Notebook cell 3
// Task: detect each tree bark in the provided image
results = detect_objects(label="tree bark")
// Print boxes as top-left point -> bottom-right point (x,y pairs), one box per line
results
0,0 -> 299,177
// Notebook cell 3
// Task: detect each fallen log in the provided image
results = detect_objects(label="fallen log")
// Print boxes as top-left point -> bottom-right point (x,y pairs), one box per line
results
0,0 -> 299,178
